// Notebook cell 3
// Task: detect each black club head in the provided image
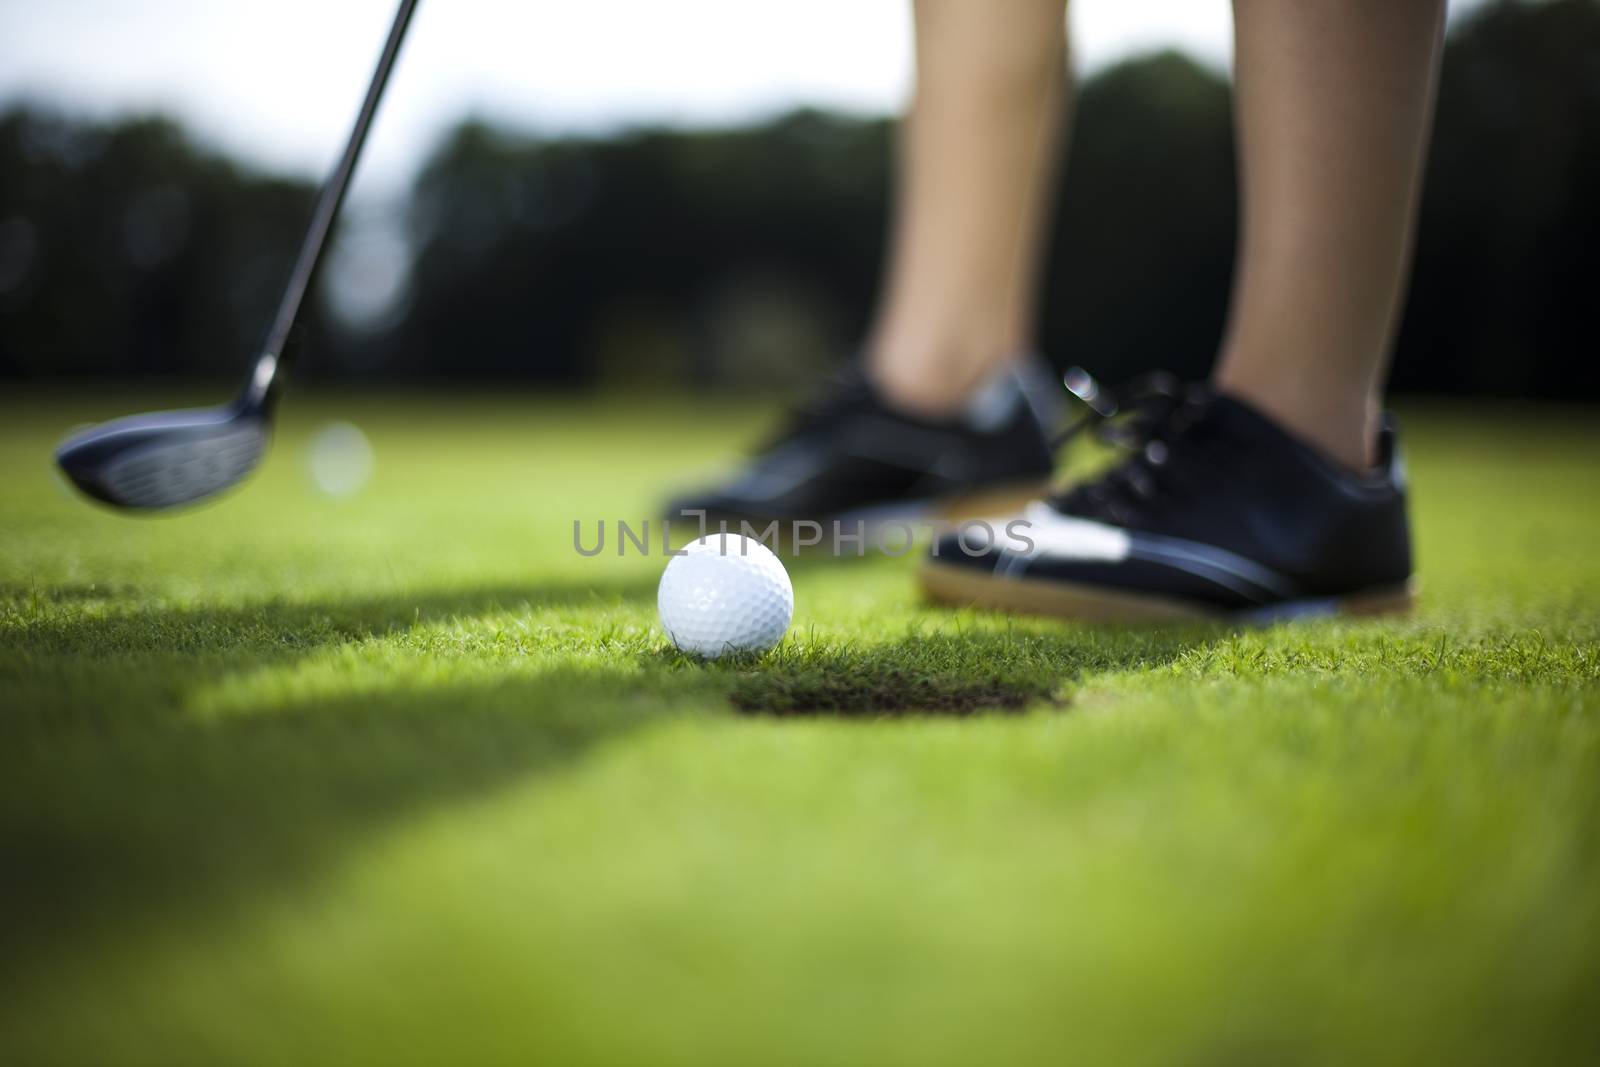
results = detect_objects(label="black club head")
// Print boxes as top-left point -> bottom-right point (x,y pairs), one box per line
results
55,404 -> 269,511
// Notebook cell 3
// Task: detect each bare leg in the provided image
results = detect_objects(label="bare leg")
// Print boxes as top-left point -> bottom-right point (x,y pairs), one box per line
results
1214,0 -> 1446,470
867,0 -> 1070,417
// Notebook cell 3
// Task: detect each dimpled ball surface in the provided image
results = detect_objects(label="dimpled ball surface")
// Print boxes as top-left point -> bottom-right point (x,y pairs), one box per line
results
657,534 -> 794,658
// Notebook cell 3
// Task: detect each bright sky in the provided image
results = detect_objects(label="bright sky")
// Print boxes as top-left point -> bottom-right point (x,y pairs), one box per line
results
0,1 -> 1482,191
0,1 -> 1241,189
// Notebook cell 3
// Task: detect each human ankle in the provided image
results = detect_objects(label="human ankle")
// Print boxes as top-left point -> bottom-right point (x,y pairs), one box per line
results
872,374 -> 974,419
867,335 -> 1014,419
1212,374 -> 1379,472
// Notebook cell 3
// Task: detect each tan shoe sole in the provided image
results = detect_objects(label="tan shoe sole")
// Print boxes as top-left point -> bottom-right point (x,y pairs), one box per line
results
918,560 -> 1417,622
927,479 -> 1053,522
696,480 -> 1053,557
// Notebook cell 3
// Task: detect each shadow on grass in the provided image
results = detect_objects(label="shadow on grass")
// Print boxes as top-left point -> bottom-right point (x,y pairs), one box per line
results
0,575 -> 672,981
0,575 -> 657,656
0,575 -> 1225,986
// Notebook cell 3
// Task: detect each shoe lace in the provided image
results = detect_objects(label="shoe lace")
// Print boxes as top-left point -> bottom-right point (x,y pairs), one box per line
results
1046,366 -> 1203,516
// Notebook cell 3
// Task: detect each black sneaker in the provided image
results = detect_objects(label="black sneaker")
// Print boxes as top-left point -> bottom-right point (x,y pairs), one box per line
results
919,370 -> 1416,621
664,357 -> 1063,529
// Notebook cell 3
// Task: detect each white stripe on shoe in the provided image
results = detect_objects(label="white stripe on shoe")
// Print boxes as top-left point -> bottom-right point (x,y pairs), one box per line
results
1005,502 -> 1298,603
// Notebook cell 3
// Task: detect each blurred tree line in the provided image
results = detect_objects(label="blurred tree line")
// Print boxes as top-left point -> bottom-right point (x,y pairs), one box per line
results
1,0 -> 1596,397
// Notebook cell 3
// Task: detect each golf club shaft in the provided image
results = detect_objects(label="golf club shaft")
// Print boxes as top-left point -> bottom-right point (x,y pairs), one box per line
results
245,0 -> 419,411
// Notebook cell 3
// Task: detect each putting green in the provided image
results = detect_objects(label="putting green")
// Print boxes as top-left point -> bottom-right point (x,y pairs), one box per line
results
2,390 -> 1597,1065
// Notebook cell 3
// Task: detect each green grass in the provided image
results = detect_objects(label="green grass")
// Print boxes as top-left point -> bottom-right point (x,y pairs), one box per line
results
1,390 -> 1597,1066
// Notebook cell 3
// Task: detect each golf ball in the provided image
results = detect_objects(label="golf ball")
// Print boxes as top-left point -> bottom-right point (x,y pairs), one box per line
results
658,533 -> 794,658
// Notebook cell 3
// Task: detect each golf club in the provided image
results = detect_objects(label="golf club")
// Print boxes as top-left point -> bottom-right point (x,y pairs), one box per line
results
54,0 -> 420,511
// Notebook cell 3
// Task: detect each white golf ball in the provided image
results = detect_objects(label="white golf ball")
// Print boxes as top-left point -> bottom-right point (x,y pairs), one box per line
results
658,533 -> 794,658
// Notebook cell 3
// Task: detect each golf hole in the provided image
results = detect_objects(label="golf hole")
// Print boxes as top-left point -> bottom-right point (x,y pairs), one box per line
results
727,674 -> 1052,717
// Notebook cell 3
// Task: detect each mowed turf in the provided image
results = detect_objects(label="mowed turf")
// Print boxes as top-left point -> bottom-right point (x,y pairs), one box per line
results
1,389 -> 1597,1066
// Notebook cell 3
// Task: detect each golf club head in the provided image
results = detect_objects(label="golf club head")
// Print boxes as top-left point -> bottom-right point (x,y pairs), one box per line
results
55,404 -> 269,511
